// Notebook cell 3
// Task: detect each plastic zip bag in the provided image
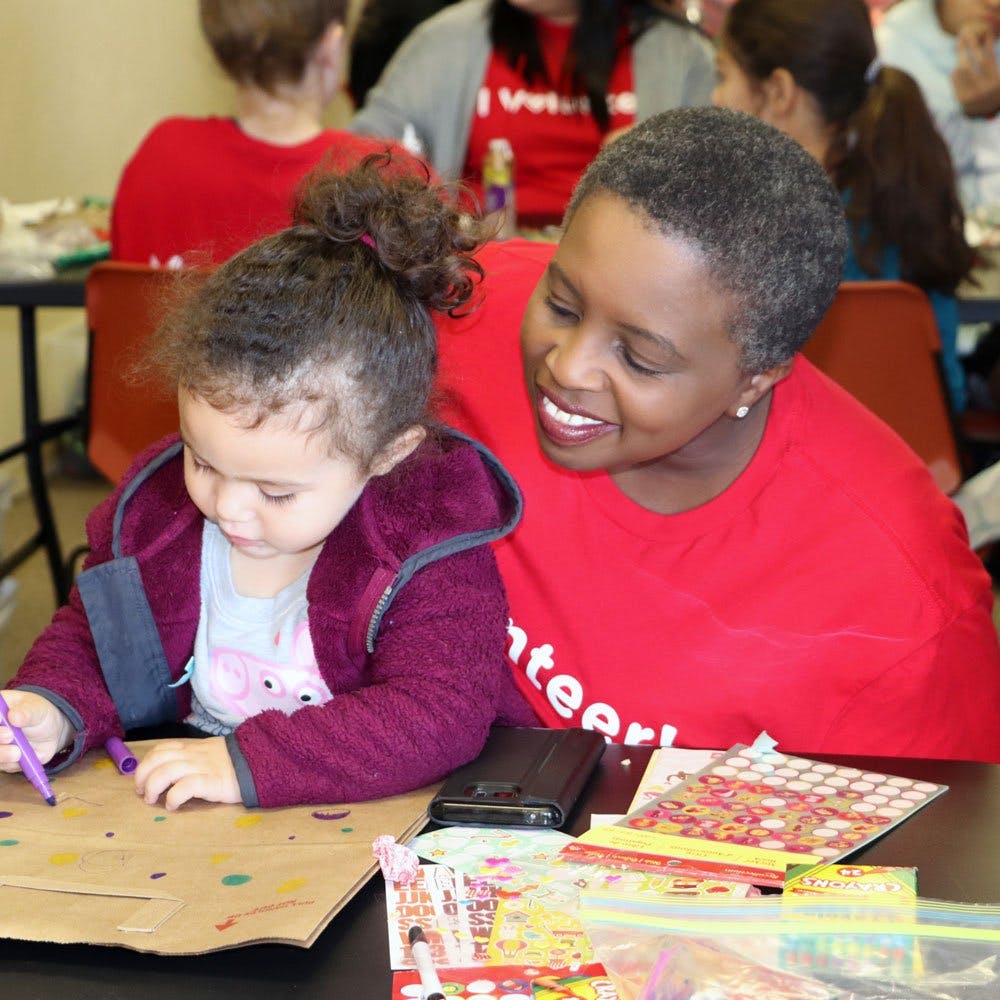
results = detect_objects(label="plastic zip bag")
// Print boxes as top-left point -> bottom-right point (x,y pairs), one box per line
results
579,893 -> 1000,1000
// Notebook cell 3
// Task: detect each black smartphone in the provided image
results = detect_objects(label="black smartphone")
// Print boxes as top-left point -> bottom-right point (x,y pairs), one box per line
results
428,727 -> 606,828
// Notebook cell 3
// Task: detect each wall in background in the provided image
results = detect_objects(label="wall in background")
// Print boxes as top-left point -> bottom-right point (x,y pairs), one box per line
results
1,0 -> 356,201
0,0 -> 358,491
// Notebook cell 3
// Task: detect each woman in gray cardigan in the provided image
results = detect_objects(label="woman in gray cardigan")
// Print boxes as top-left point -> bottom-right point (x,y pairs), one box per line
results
350,0 -> 714,224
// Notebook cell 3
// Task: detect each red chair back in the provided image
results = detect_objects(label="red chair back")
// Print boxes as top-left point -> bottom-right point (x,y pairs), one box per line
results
85,262 -> 210,483
803,280 -> 962,494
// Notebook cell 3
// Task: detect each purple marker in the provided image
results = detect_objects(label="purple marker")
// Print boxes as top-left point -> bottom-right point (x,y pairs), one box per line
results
105,736 -> 138,774
0,692 -> 56,806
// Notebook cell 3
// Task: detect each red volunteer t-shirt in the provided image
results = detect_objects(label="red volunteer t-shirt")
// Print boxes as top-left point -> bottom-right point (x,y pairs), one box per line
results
111,117 -> 428,265
461,19 -> 636,228
436,240 -> 1000,762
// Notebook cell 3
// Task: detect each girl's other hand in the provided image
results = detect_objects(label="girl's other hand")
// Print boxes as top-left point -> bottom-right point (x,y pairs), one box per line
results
0,690 -> 73,770
133,737 -> 241,810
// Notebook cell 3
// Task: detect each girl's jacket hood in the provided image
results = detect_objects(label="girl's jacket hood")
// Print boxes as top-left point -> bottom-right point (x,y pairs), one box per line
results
92,427 -> 523,657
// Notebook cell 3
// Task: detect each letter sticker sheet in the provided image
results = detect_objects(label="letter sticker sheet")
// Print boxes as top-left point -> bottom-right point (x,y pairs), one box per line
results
384,861 -> 594,969
563,745 -> 947,888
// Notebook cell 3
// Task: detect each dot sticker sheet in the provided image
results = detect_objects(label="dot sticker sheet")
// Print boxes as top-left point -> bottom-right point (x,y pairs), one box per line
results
563,745 -> 947,888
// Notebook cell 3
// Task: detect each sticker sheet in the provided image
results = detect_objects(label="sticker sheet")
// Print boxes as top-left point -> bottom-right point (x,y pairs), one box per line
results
625,748 -> 723,813
583,868 -> 754,901
390,962 -> 616,998
563,745 -> 947,888
410,825 -> 751,910
410,826 -> 588,909
386,864 -> 497,969
385,862 -> 596,969
487,894 -> 592,967
393,831 -> 753,973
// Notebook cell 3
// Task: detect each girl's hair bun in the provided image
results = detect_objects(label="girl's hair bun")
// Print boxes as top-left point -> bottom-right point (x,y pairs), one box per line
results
295,150 -> 487,314
147,150 -> 491,472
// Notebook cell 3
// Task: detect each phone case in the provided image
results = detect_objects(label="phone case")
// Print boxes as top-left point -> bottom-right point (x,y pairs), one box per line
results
428,727 -> 606,828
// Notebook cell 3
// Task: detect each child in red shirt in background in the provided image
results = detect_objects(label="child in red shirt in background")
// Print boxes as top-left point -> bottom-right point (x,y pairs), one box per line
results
111,0 -> 426,267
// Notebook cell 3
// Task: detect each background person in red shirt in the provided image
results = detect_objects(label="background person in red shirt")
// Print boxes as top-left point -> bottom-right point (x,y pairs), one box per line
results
351,0 -> 714,230
111,0 -> 424,267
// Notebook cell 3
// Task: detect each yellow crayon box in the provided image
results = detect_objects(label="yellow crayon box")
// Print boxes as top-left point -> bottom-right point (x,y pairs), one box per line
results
780,864 -> 920,979
783,863 -> 917,898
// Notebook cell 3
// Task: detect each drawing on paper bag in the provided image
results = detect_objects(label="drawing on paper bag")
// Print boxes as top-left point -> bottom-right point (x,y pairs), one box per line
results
0,741 -> 434,954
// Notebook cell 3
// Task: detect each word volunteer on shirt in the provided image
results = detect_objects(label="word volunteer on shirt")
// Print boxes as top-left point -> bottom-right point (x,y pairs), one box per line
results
475,87 -> 637,118
507,617 -> 680,747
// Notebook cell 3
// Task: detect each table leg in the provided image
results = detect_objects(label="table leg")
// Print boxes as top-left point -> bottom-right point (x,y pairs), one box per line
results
0,305 -> 74,606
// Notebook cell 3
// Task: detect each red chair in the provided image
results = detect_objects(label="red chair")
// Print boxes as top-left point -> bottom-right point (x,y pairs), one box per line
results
84,262 -> 210,484
802,280 -> 963,495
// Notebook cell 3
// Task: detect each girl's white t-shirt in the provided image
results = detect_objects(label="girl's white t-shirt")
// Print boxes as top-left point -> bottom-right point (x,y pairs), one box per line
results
186,521 -> 333,735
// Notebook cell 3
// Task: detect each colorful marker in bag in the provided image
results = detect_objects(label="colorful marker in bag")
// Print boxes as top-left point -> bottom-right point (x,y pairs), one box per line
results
408,925 -> 445,1000
0,692 -> 56,806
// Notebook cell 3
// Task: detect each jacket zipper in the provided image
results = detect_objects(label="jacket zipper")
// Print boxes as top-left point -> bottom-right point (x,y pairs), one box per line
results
365,583 -> 395,653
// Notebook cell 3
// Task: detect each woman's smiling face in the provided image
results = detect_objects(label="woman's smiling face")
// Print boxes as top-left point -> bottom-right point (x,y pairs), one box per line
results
519,192 -> 760,498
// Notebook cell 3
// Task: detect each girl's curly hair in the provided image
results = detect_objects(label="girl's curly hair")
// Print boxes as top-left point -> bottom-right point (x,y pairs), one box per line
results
148,152 -> 488,470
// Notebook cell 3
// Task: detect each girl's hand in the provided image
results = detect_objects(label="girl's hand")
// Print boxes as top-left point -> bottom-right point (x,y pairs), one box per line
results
0,690 -> 73,770
953,21 -> 1000,117
133,737 -> 241,810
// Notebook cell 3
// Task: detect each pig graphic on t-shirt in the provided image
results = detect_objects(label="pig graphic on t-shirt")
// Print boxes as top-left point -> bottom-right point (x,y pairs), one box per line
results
208,623 -> 333,720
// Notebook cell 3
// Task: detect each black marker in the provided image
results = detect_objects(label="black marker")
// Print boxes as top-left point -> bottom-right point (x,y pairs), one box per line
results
407,924 -> 445,1000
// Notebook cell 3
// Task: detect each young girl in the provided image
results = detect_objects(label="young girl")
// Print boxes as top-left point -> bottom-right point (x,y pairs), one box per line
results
1,153 -> 536,810
712,0 -> 975,412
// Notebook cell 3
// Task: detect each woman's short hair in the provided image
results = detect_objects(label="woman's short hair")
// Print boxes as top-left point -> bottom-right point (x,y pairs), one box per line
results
567,106 -> 847,374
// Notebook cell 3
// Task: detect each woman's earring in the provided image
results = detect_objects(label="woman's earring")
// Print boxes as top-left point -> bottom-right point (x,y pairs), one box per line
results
735,405 -> 750,419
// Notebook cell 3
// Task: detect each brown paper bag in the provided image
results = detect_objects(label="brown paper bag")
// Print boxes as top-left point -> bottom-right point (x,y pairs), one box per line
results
0,741 -> 435,954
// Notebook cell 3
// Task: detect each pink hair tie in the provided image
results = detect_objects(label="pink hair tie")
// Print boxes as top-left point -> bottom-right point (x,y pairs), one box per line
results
360,233 -> 376,250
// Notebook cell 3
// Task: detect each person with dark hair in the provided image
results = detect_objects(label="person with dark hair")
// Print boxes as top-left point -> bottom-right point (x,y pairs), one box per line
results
435,106 -> 1000,762
111,0 -> 425,266
347,0 -> 462,108
877,0 -> 1000,212
712,0 -> 974,413
350,0 -> 714,229
1,154 -> 535,810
